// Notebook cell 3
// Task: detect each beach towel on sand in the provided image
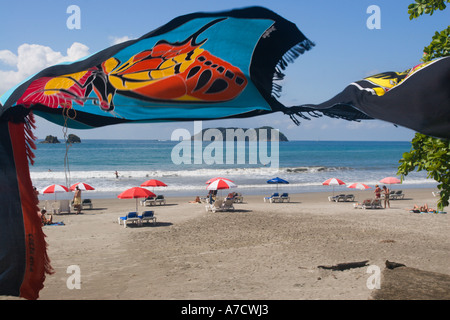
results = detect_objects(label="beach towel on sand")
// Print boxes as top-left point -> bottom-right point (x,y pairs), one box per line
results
0,5 -> 449,300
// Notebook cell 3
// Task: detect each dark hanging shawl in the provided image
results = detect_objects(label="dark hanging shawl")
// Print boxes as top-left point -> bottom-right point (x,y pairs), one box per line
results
0,6 -> 313,299
288,57 -> 450,140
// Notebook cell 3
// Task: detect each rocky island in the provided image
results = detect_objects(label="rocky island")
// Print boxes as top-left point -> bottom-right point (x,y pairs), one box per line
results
39,134 -> 81,144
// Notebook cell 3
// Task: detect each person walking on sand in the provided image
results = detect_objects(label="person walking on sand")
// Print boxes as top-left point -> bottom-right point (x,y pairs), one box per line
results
73,186 -> 82,214
382,185 -> 390,208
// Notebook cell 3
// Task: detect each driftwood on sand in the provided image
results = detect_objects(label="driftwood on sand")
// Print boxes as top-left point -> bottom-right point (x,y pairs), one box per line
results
318,260 -> 369,271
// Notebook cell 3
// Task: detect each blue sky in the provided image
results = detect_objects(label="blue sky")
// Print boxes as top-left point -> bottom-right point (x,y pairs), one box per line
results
0,0 -> 449,141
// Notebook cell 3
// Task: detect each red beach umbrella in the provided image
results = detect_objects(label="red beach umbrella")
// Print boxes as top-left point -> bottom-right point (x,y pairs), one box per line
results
70,182 -> 95,191
41,184 -> 69,201
379,177 -> 401,185
206,179 -> 237,190
41,184 -> 69,194
140,179 -> 167,187
322,178 -> 346,196
206,177 -> 234,184
206,178 -> 237,198
118,187 -> 155,212
347,183 -> 371,200
141,179 -> 167,193
347,183 -> 371,190
322,178 -> 346,186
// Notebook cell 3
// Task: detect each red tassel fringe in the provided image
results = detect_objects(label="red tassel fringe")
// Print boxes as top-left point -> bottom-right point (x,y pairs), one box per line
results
8,113 -> 54,300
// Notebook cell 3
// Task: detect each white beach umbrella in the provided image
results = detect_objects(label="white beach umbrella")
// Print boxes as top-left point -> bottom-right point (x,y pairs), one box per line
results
322,178 -> 346,196
347,183 -> 371,190
41,184 -> 69,201
206,179 -> 237,190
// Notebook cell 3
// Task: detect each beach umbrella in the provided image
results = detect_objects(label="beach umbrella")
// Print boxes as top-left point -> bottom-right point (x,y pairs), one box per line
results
69,182 -> 95,191
266,177 -> 289,192
347,183 -> 371,200
379,177 -> 401,185
141,179 -> 167,187
118,187 -> 156,212
322,178 -> 346,196
379,176 -> 402,192
41,184 -> 69,201
206,179 -> 237,190
206,178 -> 237,197
347,183 -> 371,190
141,179 -> 167,193
206,177 -> 234,184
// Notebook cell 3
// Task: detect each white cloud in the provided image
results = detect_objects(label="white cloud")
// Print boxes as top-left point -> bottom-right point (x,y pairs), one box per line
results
0,50 -> 18,66
109,36 -> 134,45
0,42 -> 90,94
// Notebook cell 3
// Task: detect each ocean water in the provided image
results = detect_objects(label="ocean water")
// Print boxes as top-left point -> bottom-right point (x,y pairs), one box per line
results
31,139 -> 435,200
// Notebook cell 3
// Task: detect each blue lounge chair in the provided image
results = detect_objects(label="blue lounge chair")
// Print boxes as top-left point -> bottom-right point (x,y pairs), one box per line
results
118,212 -> 141,228
280,193 -> 290,202
264,193 -> 280,203
139,211 -> 157,224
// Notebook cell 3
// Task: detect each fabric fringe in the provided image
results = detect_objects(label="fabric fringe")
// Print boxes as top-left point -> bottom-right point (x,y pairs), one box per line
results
8,115 -> 53,300
272,39 -> 315,98
281,104 -> 371,127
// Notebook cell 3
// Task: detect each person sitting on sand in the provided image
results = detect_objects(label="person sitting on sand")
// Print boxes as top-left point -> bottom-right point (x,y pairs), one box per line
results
189,196 -> 201,203
227,192 -> 237,200
38,209 -> 53,226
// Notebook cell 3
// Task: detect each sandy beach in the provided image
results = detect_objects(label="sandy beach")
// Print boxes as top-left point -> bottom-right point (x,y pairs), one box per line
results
34,187 -> 449,300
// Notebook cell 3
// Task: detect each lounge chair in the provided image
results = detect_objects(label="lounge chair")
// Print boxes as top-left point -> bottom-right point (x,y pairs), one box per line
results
222,199 -> 235,211
280,193 -> 290,202
432,191 -> 441,197
155,195 -> 166,205
264,193 -> 280,203
139,211 -> 156,225
233,193 -> 243,203
118,212 -> 141,228
357,199 -> 383,209
82,199 -> 93,209
60,199 -> 71,214
370,199 -> 383,209
206,199 -> 224,213
354,199 -> 372,209
391,190 -> 404,200
344,194 -> 355,202
328,194 -> 345,202
51,201 -> 61,214
142,196 -> 156,206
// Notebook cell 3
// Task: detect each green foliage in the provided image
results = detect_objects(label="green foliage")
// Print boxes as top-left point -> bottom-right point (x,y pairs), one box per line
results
398,1 -> 450,209
398,134 -> 450,209
422,26 -> 450,61
408,0 -> 449,19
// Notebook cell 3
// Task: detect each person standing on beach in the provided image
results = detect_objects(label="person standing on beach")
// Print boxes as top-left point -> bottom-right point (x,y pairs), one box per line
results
73,186 -> 82,214
382,185 -> 390,208
374,185 -> 381,199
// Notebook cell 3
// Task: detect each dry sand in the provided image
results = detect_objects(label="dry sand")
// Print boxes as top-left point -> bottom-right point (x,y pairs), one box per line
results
35,188 -> 449,300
